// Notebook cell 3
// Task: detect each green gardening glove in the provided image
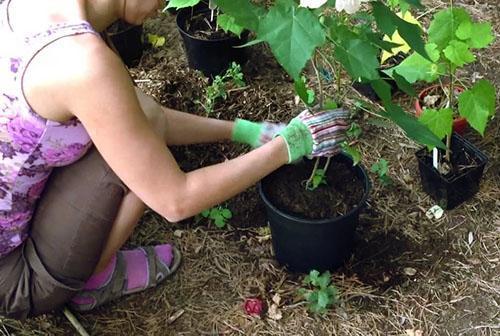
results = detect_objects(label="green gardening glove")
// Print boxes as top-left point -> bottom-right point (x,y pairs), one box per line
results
278,108 -> 350,163
231,119 -> 286,148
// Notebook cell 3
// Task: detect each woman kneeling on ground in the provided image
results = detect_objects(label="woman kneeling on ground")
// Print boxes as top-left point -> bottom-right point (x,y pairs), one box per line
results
0,0 -> 349,319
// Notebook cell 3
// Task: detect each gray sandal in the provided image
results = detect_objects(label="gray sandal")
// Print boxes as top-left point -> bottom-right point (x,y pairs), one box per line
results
70,246 -> 181,311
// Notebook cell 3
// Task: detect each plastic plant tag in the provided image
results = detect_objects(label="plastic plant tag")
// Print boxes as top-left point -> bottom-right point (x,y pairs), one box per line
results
426,205 -> 444,220
432,147 -> 439,170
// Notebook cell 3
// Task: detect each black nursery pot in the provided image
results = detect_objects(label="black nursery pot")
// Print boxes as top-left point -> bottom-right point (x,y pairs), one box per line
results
107,21 -> 144,67
176,8 -> 249,78
258,154 -> 371,273
416,133 -> 488,210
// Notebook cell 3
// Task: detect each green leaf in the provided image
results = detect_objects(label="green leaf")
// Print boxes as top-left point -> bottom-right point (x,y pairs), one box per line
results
317,271 -> 331,289
456,20 -> 494,49
166,0 -> 201,9
317,289 -> 331,308
221,208 -> 232,219
323,100 -> 339,110
347,123 -> 362,139
392,72 -> 416,97
341,143 -> 362,165
201,209 -> 210,217
257,3 -> 325,80
366,32 -> 403,53
466,23 -> 495,49
294,77 -> 313,106
443,40 -> 475,67
335,39 -> 380,81
214,0 -> 265,32
214,217 -> 226,228
458,80 -> 496,135
371,2 -> 429,60
217,14 -> 244,37
371,79 -> 393,103
386,44 -> 443,83
418,108 -> 453,139
381,103 -> 446,149
428,8 -> 471,50
401,0 -> 424,9
147,34 -> 166,48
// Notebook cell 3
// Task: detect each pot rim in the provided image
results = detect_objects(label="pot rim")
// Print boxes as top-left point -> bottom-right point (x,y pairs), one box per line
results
258,154 -> 371,225
176,7 -> 249,43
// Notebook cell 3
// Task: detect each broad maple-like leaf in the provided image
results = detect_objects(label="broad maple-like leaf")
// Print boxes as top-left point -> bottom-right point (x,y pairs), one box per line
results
257,2 -> 325,79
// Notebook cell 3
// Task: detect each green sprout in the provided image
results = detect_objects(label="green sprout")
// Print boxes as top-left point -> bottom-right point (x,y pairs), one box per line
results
298,270 -> 338,314
200,205 -> 232,229
197,62 -> 245,115
371,158 -> 393,186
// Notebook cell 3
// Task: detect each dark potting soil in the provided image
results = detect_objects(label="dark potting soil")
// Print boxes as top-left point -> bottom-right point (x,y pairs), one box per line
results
185,12 -> 232,40
265,159 -> 365,220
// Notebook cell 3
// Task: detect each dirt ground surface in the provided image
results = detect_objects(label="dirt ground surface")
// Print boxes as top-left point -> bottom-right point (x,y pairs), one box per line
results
1,0 -> 499,335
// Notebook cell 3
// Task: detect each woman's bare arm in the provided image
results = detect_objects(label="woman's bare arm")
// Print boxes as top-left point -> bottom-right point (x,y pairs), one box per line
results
58,35 -> 288,222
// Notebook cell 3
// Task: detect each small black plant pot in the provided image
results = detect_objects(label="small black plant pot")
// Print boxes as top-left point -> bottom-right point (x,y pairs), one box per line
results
106,20 -> 144,67
258,154 -> 371,273
176,8 -> 249,78
416,133 -> 488,210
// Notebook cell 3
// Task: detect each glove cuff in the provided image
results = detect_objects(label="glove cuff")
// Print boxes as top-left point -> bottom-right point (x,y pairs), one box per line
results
277,118 -> 313,163
231,119 -> 261,147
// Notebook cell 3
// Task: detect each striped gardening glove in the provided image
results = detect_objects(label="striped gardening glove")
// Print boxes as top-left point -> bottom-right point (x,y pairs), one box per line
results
231,119 -> 286,148
277,108 -> 350,163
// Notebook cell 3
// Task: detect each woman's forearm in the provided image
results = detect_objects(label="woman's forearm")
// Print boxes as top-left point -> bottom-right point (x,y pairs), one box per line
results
162,106 -> 234,145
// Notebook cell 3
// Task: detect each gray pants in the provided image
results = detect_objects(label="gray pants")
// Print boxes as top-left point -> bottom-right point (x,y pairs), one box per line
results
0,147 -> 127,319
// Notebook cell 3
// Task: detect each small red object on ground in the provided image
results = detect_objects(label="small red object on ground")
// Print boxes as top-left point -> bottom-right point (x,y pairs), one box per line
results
244,298 -> 264,316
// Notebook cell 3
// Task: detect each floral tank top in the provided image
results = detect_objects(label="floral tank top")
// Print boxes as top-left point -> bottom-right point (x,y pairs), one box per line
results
0,0 -> 97,258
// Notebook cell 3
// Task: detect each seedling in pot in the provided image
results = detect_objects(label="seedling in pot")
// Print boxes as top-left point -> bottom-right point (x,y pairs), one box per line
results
199,205 -> 232,229
385,1 -> 496,171
298,270 -> 338,314
196,62 -> 245,115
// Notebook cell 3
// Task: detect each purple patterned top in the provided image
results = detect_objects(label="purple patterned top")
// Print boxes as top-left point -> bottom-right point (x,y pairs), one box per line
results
0,1 -> 97,257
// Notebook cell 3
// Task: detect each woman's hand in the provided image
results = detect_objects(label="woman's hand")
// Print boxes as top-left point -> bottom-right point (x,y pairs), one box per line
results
231,119 -> 286,148
277,108 -> 350,163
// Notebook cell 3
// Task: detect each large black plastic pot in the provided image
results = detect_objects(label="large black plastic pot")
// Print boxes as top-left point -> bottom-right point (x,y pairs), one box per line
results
176,8 -> 249,78
416,133 -> 488,210
258,154 -> 371,273
107,20 -> 144,67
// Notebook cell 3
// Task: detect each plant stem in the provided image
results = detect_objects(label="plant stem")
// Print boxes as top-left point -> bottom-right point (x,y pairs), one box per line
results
311,52 -> 323,110
445,0 -> 455,162
305,157 -> 321,190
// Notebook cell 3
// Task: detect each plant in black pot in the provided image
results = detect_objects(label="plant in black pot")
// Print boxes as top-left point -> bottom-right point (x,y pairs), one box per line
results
105,20 -> 144,67
165,0 -> 250,78
386,3 -> 496,209
215,0 -> 444,273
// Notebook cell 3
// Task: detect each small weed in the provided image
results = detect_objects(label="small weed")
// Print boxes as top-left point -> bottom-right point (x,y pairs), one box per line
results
197,62 -> 245,115
298,270 -> 338,314
371,158 -> 393,186
199,206 -> 232,229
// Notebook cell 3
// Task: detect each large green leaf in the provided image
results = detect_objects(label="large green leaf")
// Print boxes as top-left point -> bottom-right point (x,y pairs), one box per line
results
371,2 -> 429,60
428,8 -> 471,50
381,103 -> 446,149
386,44 -> 444,83
418,108 -> 453,139
371,79 -> 393,103
214,0 -> 265,32
392,72 -> 416,97
458,80 -> 496,135
456,21 -> 495,49
257,2 -> 325,80
166,0 -> 201,9
335,39 -> 380,81
443,40 -> 475,67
